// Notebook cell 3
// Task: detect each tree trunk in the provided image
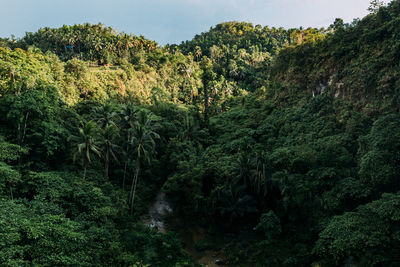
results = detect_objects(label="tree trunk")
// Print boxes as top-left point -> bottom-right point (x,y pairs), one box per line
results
104,149 -> 109,179
104,160 -> 109,179
17,118 -> 22,167
204,84 -> 209,126
17,120 -> 21,145
123,132 -> 130,189
22,112 -> 29,144
130,162 -> 140,215
83,164 -> 87,181
123,161 -> 128,189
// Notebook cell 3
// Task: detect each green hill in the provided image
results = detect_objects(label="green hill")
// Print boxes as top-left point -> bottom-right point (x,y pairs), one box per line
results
0,1 -> 400,266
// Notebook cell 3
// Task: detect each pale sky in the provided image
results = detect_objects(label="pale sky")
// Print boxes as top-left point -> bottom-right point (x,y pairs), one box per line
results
0,0 -> 388,45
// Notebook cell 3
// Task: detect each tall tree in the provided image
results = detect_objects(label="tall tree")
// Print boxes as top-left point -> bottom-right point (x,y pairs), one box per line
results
69,121 -> 101,180
129,110 -> 160,214
94,102 -> 118,129
368,0 -> 386,13
120,104 -> 137,188
99,124 -> 119,179
200,57 -> 217,126
194,46 -> 202,61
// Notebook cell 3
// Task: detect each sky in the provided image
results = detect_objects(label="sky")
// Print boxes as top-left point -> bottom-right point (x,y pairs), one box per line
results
0,0 -> 385,45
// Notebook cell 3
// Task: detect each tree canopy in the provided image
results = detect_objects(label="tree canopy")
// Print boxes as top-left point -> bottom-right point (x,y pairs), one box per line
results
1,1 -> 400,266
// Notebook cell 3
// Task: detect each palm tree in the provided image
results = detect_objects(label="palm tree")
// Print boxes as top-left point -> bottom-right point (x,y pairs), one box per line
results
120,104 -> 137,188
122,34 -> 134,54
252,152 -> 271,197
368,0 -> 385,13
99,124 -> 119,179
92,102 -> 121,179
129,110 -> 160,214
93,37 -> 103,52
94,102 -> 118,129
217,183 -> 258,222
236,151 -> 252,185
179,114 -> 201,145
201,57 -> 216,125
69,121 -> 101,180
194,46 -> 202,61
115,36 -> 124,57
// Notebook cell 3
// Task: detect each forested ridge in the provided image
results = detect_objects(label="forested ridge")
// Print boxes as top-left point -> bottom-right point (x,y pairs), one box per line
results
0,1 -> 400,266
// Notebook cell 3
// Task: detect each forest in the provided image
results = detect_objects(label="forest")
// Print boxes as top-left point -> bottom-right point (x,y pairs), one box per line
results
0,0 -> 400,266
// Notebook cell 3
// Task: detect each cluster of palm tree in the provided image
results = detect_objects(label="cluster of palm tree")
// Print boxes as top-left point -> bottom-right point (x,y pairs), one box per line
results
69,102 -> 160,214
19,23 -> 158,64
213,150 -> 273,222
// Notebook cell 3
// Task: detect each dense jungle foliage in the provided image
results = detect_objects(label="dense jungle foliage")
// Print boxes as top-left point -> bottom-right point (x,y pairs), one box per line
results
0,0 -> 400,266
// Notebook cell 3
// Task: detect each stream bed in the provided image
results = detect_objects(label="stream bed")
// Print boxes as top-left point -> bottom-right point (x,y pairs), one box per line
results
141,192 -> 228,266
141,192 -> 172,233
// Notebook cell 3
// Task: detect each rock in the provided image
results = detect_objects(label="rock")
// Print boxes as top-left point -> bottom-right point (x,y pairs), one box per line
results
141,192 -> 173,233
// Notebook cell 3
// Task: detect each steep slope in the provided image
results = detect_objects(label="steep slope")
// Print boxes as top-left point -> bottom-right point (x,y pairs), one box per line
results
163,1 -> 400,266
0,1 -> 399,266
269,1 -> 400,111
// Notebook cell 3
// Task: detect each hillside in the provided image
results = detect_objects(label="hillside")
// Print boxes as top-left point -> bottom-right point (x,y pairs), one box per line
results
0,1 -> 400,266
